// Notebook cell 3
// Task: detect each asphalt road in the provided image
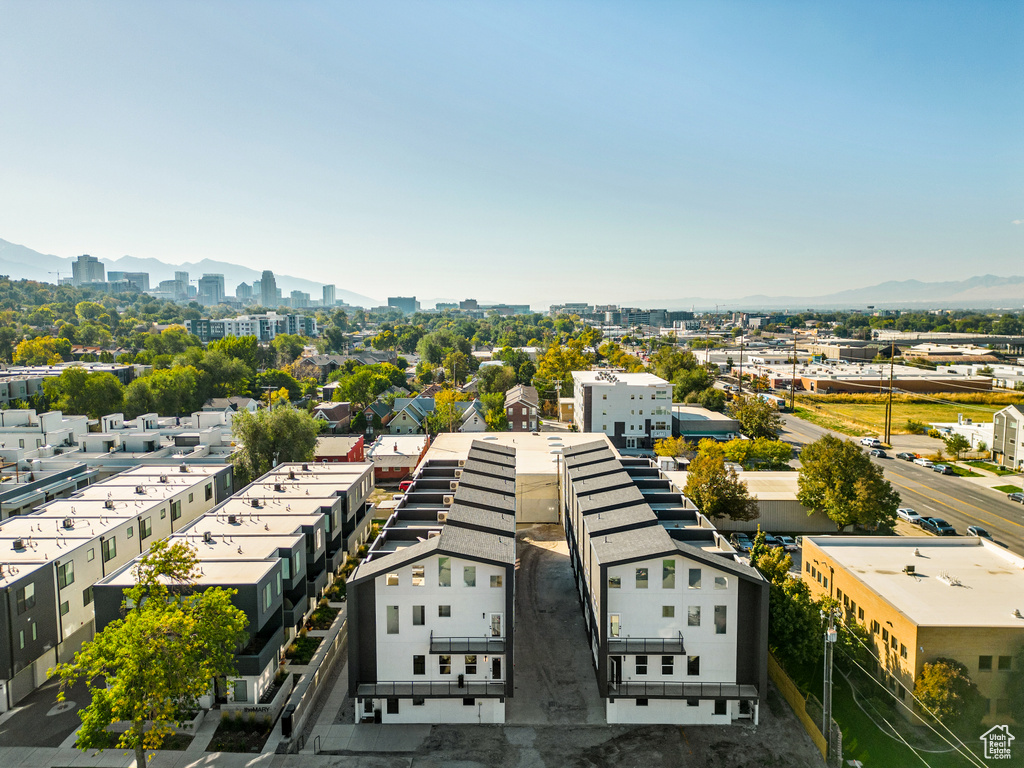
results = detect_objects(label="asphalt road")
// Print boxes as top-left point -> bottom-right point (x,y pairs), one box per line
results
780,414 -> 1024,556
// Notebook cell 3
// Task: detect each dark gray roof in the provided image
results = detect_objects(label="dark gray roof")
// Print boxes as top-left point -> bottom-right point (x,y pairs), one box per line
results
563,444 -> 616,468
349,536 -> 440,583
439,525 -> 515,565
457,473 -> 515,497
576,484 -> 645,514
470,440 -> 515,458
445,502 -> 516,536
590,526 -> 676,564
571,471 -> 635,496
584,504 -> 658,536
461,458 -> 514,481
673,540 -> 767,585
454,485 -> 515,513
568,459 -> 623,481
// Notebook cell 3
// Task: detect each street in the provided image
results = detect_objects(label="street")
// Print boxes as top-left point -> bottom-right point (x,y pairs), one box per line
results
780,415 -> 1024,556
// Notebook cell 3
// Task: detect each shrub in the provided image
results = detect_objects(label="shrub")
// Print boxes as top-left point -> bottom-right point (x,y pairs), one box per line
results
904,419 -> 927,434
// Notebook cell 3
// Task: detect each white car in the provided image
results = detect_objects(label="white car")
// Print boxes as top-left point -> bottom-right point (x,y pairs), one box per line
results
912,458 -> 934,468
897,507 -> 922,525
776,535 -> 798,552
860,437 -> 882,448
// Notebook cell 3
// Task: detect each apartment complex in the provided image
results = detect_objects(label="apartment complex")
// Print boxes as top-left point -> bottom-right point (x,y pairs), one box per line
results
572,371 -> 673,450
186,312 -> 318,342
0,464 -> 232,710
560,441 -> 769,725
802,536 -> 1024,724
347,441 -> 516,724
991,404 -> 1023,469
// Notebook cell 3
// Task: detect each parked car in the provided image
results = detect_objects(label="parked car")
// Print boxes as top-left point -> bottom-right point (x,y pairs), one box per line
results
966,526 -> 992,539
391,493 -> 405,502
896,452 -> 915,461
913,458 -> 934,468
729,533 -> 752,553
869,448 -> 887,458
1007,492 -> 1024,503
399,480 -> 414,492
933,464 -> 955,475
762,533 -> 782,549
921,517 -> 957,536
860,437 -> 882,448
776,535 -> 798,551
897,507 -> 922,525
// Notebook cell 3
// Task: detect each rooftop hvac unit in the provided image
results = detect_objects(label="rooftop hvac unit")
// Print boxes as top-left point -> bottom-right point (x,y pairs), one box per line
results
427,530 -> 441,539
453,469 -> 463,478
457,460 -> 466,467
179,463 -> 189,473
227,514 -> 238,524
442,496 -> 454,506
274,483 -> 283,492
159,474 -> 168,483
62,518 -> 74,530
251,498 -> 262,509
288,470 -> 296,480
203,531 -> 213,544
135,485 -> 146,495
449,481 -> 459,491
12,538 -> 24,550
104,499 -> 115,510
437,511 -> 448,523
903,564 -> 916,575
301,463 -> 309,471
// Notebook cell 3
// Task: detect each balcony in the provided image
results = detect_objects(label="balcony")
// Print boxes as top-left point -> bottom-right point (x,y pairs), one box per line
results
429,632 -> 506,655
606,681 -> 758,700
356,680 -> 507,698
236,624 -> 285,677
608,634 -> 685,655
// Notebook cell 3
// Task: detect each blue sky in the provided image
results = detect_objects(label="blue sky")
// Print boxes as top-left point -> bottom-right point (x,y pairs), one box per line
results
1,2 -> 1020,306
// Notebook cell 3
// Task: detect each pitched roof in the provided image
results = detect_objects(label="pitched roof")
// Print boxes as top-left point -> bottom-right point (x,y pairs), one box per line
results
504,384 -> 539,409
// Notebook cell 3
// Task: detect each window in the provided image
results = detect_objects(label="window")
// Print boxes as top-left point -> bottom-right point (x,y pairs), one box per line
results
822,577 -> 828,589
411,565 -> 425,586
18,630 -> 24,650
294,551 -> 302,572
160,509 -> 166,520
714,700 -> 727,716
871,620 -> 880,634
858,607 -> 864,621
979,656 -> 993,671
686,698 -> 699,707
387,698 -> 399,715
438,556 -> 451,587
413,655 -> 425,675
998,656 -> 1012,671
900,644 -> 908,659
662,656 -> 674,675
282,557 -> 291,579
714,576 -> 727,590
439,655 -> 452,674
465,655 -> 477,674
635,656 -> 648,675
87,547 -> 95,562
882,629 -> 889,643
387,606 -> 399,634
263,583 -> 272,610
610,614 -> 620,637
636,698 -> 648,707
687,656 -> 700,676
464,566 -> 476,587
82,586 -> 93,606
689,569 -> 701,589
140,516 -> 152,541
602,393 -> 607,400
714,605 -> 727,635
413,698 -> 425,706
205,483 -> 213,501
233,680 -> 247,702
16,583 -> 35,615
386,572 -> 399,586
890,636 -> 897,650
804,562 -> 810,573
663,560 -> 675,589
662,606 -> 675,618
102,538 -> 116,563
463,697 -> 476,706
189,493 -> 194,503
275,572 -> 282,595
127,526 -> 134,539
439,605 -> 451,617
837,588 -> 843,602
608,576 -> 621,589
635,568 -> 648,589
57,561 -> 74,590
412,605 -> 425,625
60,601 -> 69,616
490,574 -> 502,588
688,606 -> 701,627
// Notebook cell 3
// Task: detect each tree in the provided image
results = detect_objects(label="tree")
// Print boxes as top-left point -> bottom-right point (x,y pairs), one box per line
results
208,335 -> 260,370
914,658 -> 987,733
53,540 -> 249,767
253,369 -> 303,402
426,389 -> 470,433
231,406 -> 320,485
1008,644 -> 1024,724
653,436 -> 689,457
730,396 -> 783,439
13,335 -> 72,365
443,349 -> 470,386
682,439 -> 759,521
942,433 -> 971,460
42,368 -> 125,419
797,435 -> 900,530
271,333 -> 306,366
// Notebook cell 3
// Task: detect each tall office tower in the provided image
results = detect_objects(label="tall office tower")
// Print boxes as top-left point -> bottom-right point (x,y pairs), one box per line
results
174,271 -> 190,301
197,274 -> 226,306
260,270 -> 278,308
236,282 -> 253,302
323,284 -> 336,307
71,255 -> 105,286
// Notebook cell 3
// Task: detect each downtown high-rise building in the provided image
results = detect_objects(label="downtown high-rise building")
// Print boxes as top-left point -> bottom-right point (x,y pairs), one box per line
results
71,255 -> 105,286
323,284 -> 336,307
260,270 -> 278,308
197,274 -> 226,306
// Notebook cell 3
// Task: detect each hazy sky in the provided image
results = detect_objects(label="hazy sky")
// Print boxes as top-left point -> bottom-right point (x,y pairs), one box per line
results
1,2 -> 1021,306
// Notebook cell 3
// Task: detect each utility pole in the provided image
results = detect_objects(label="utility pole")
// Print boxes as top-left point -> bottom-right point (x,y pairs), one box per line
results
822,608 -> 838,763
884,340 -> 895,444
790,331 -> 798,411
737,335 -> 744,396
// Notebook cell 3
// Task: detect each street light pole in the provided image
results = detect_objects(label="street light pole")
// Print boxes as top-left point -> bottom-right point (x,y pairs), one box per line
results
822,607 -> 839,762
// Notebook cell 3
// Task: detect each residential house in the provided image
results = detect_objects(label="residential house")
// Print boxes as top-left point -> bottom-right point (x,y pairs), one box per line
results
313,401 -> 352,433
366,435 -> 431,484
315,435 -> 366,463
504,385 -> 539,432
202,397 -> 260,414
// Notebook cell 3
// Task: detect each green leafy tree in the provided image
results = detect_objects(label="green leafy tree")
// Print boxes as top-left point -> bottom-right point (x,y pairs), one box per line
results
476,364 -> 517,396
52,540 -> 249,767
443,349 -> 470,386
42,368 -> 125,419
231,405 -> 320,485
13,335 -> 72,365
253,369 -> 303,402
653,436 -> 689,457
208,335 -> 260,371
797,435 -> 900,530
942,433 -> 971,460
682,439 -> 759,521
730,396 -> 783,439
914,658 -> 988,733
271,333 -> 306,366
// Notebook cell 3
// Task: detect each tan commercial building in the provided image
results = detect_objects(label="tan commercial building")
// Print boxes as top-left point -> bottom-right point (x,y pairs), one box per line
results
802,536 -> 1024,725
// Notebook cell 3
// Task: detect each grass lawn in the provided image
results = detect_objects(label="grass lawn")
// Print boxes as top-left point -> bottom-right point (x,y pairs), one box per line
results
994,484 -> 1023,494
948,464 -> 982,478
965,461 -> 1016,476
793,407 -> 870,437
800,402 -> 999,436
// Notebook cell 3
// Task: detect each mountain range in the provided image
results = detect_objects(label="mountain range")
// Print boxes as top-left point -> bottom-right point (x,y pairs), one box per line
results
0,239 -> 379,307
2,237 -> 1023,312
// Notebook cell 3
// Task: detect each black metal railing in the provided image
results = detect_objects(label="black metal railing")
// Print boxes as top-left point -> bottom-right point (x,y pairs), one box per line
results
605,681 -> 758,699
356,680 -> 507,698
429,633 -> 505,654
608,633 -> 685,655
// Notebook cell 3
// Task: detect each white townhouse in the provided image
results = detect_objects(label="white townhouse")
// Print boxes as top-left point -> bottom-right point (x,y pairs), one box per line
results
572,371 -> 673,451
347,441 -> 516,724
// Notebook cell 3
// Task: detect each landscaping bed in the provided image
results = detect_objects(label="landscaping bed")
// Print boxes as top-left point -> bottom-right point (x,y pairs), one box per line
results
994,484 -> 1024,494
310,604 -> 340,630
966,461 -> 1016,476
208,713 -> 273,753
77,731 -> 194,751
285,635 -> 322,664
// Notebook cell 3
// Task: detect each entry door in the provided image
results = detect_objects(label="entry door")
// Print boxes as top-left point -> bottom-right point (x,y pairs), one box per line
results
490,613 -> 503,637
492,657 -> 502,680
610,614 -> 620,637
610,656 -> 622,688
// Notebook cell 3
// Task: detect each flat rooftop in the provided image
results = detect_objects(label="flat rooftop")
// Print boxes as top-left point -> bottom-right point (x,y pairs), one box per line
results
572,371 -> 669,387
219,495 -> 336,517
184,513 -> 323,537
100,557 -> 277,588
806,536 -> 1024,628
665,470 -> 799,501
167,531 -> 302,561
426,432 -> 615,475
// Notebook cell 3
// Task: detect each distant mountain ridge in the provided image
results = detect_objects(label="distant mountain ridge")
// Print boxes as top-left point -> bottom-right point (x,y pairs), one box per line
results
0,238 -> 379,307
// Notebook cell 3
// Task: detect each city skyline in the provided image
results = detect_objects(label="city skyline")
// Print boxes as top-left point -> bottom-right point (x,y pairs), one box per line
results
1,3 -> 1021,306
